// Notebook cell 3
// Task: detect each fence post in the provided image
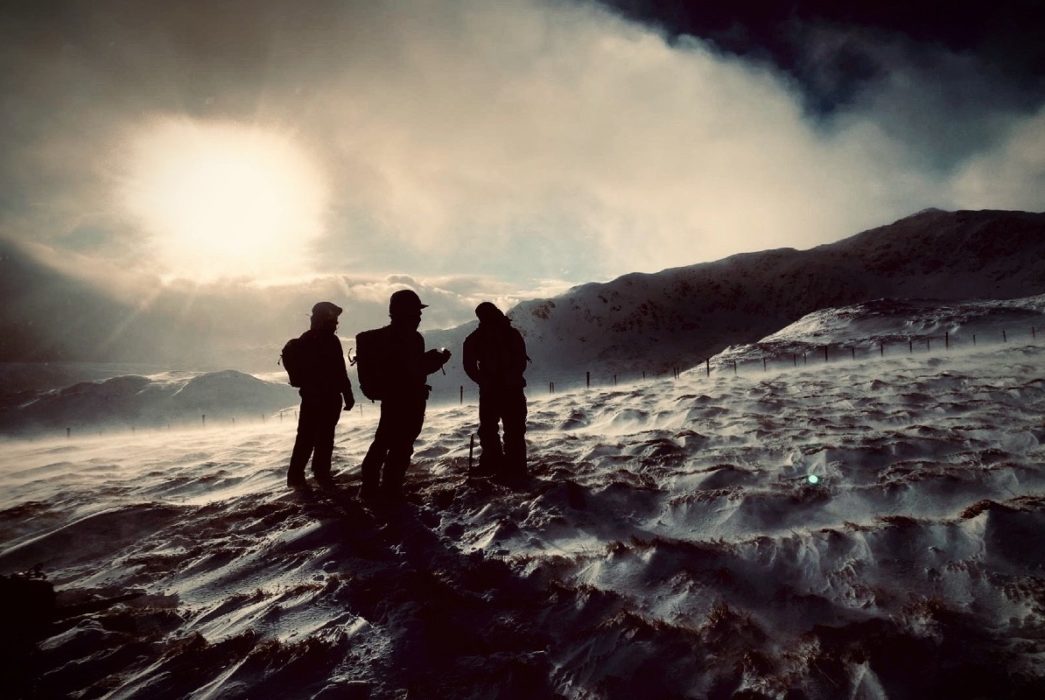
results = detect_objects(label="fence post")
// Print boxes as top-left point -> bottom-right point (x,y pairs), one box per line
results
909,339 -> 913,354
733,360 -> 737,375
586,371 -> 590,388
642,371 -> 646,380
66,427 -> 70,439
803,353 -> 807,366
613,374 -> 617,386
824,346 -> 829,363
880,342 -> 884,357
202,414 -> 206,427
850,347 -> 855,360
1003,329 -> 1007,342
945,332 -> 949,349
549,382 -> 554,394
763,357 -> 767,372
793,354 -> 797,367
706,358 -> 711,376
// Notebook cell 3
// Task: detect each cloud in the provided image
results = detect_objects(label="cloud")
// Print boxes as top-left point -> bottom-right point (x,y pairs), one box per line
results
1,0 -> 1042,300
951,107 -> 1045,210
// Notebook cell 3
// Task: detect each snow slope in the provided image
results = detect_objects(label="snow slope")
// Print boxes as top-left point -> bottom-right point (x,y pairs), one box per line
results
2,299 -> 1043,698
427,209 -> 1045,395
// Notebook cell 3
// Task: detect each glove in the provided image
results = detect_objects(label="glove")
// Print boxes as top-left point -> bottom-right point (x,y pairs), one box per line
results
343,392 -> 355,411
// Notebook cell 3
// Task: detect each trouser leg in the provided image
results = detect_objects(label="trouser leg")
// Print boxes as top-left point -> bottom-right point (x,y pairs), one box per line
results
381,397 -> 426,497
360,404 -> 394,495
477,389 -> 504,469
502,389 -> 528,476
288,397 -> 317,480
310,394 -> 343,478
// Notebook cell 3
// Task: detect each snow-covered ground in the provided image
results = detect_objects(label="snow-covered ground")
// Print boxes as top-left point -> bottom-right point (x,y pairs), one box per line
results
2,319 -> 1043,697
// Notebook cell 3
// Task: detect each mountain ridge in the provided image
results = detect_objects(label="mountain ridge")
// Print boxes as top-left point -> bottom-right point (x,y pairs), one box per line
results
426,209 -> 1045,392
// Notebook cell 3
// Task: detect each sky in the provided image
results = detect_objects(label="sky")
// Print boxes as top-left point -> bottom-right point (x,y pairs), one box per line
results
2,0 -> 1044,330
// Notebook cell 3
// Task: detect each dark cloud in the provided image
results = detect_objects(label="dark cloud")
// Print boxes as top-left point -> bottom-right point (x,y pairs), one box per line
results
595,0 -> 1045,115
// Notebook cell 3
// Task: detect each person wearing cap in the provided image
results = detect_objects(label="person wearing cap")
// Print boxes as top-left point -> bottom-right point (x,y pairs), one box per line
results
287,301 -> 356,488
358,289 -> 451,502
463,302 -> 529,482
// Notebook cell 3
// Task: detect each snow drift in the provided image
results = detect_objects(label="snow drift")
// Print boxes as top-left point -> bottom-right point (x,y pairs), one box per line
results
1,297 -> 1043,698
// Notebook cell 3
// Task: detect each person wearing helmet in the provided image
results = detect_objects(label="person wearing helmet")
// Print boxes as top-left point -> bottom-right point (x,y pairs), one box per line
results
358,289 -> 451,502
463,301 -> 529,482
287,301 -> 356,488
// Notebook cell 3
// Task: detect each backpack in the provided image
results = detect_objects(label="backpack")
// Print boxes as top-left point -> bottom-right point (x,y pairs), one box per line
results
280,336 -> 307,388
354,327 -> 392,401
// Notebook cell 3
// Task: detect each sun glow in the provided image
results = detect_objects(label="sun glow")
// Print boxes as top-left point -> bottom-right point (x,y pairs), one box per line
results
120,118 -> 328,281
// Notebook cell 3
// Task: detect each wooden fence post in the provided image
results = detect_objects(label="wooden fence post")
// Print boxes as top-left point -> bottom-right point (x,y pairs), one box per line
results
66,427 -> 70,439
202,414 -> 206,427
586,371 -> 590,388
1003,329 -> 1007,342
909,339 -> 913,354
706,359 -> 710,376
733,360 -> 737,375
763,357 -> 767,371
460,386 -> 464,404
824,346 -> 829,362
880,342 -> 884,357
945,332 -> 949,349
850,347 -> 855,360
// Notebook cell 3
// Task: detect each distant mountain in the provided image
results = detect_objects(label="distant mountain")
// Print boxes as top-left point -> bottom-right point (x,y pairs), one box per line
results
0,240 -> 379,370
0,369 -> 298,435
426,209 -> 1045,395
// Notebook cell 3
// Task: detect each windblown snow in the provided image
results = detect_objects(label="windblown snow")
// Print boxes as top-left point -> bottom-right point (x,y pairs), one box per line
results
1,300 -> 1044,698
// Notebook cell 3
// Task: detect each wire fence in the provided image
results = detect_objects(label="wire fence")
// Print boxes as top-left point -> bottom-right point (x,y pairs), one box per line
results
433,323 -> 1042,405
45,324 -> 1041,439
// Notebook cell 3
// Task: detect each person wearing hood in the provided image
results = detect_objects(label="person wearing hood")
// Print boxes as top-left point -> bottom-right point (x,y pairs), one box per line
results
287,301 -> 355,488
463,302 -> 529,481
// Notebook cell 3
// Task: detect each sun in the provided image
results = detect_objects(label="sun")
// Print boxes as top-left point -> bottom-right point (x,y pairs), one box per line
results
119,118 -> 329,281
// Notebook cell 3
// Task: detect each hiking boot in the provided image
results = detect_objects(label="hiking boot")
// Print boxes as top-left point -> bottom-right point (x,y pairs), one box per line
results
359,483 -> 381,504
470,463 -> 498,479
495,469 -> 529,488
314,471 -> 336,488
287,472 -> 308,489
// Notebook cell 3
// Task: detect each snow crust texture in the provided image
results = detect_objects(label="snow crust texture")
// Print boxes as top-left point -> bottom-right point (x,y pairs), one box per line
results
1,342 -> 1044,698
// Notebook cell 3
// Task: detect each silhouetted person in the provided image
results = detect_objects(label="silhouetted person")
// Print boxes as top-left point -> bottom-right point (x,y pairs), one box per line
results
357,290 -> 451,502
287,301 -> 355,488
463,302 -> 528,481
